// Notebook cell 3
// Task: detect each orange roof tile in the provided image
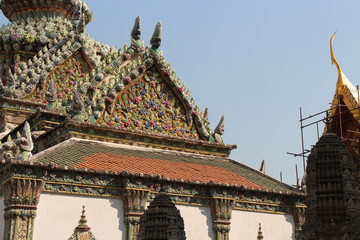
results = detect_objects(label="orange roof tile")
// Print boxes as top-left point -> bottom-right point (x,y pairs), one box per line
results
73,152 -> 266,189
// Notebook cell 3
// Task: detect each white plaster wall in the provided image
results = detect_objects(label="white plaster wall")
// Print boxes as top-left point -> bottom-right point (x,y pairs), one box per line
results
230,210 -> 295,240
34,193 -> 125,240
0,196 -> 4,238
176,205 -> 214,240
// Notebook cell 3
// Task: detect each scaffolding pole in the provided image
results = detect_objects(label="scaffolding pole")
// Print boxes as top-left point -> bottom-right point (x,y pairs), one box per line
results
300,107 -> 306,172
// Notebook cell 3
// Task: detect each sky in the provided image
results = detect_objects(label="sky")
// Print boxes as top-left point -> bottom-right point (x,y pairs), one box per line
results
1,0 -> 360,185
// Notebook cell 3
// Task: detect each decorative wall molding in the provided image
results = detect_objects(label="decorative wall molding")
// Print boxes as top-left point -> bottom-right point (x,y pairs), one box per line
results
0,163 -> 304,216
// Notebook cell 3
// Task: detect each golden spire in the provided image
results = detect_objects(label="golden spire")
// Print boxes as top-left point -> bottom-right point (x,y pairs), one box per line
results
330,32 -> 346,90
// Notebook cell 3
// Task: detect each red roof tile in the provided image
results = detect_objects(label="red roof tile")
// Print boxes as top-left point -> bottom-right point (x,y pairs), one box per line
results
73,152 -> 266,189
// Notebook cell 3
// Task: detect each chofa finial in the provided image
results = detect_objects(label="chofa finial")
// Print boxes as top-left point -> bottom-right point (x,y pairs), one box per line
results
150,21 -> 162,50
214,115 -> 225,135
131,16 -> 141,40
213,115 -> 225,143
330,32 -> 346,91
203,107 -> 209,121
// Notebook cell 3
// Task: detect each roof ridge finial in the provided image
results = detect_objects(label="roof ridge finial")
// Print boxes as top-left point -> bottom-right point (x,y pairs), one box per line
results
330,32 -> 346,90
259,160 -> 266,173
150,21 -> 162,51
131,16 -> 141,40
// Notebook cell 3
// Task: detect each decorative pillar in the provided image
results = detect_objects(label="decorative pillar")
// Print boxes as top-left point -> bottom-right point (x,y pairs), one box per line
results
2,178 -> 44,240
210,198 -> 234,240
122,188 -> 150,240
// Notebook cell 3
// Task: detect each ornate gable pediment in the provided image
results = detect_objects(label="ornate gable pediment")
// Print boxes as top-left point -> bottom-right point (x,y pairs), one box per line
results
96,65 -> 199,140
1,10 -> 226,144
24,50 -> 91,106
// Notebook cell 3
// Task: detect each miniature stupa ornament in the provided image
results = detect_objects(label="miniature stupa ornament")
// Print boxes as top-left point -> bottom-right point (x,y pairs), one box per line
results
257,223 -> 264,240
76,206 -> 90,231
68,206 -> 96,240
330,32 -> 347,91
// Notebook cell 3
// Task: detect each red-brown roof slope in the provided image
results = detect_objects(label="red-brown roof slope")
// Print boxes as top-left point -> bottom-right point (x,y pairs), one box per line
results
33,139 -> 297,193
74,152 -> 264,189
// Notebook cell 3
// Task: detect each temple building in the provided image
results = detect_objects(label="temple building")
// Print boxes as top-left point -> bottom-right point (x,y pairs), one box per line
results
0,0 -> 304,239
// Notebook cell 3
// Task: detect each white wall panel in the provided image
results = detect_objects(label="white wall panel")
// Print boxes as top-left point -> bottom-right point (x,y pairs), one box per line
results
230,210 -> 295,240
176,205 -> 214,240
34,193 -> 125,240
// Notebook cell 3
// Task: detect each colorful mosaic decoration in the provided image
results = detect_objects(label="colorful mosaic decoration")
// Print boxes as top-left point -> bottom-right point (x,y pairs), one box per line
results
97,70 -> 199,139
0,4 -> 226,144
24,51 -> 90,106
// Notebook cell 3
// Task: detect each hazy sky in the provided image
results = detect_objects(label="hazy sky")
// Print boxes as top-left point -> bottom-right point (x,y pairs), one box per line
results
1,0 -> 360,185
